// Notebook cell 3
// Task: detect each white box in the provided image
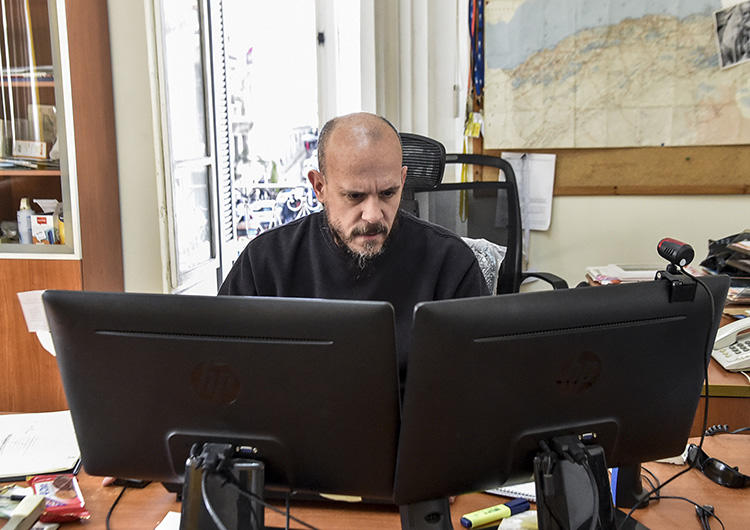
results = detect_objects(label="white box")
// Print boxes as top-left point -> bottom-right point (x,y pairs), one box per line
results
13,139 -> 48,159
31,214 -> 56,244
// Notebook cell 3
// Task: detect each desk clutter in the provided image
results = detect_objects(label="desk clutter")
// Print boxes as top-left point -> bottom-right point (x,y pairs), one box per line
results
586,231 -> 750,319
0,411 -> 87,527
0,474 -> 89,527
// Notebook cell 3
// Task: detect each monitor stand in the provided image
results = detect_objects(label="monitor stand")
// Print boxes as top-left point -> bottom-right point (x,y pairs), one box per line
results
533,435 -> 648,530
180,442 -> 281,530
399,498 -> 453,529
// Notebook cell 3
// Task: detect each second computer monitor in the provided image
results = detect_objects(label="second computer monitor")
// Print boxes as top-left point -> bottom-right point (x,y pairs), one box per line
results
394,275 -> 729,504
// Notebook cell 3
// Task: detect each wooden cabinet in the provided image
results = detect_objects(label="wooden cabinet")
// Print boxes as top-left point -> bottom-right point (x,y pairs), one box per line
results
0,0 -> 122,412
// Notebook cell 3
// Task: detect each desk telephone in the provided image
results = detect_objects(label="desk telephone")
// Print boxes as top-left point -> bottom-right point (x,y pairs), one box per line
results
712,318 -> 750,372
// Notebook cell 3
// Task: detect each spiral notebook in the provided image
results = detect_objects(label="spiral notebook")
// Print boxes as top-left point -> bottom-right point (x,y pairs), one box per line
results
485,480 -> 536,502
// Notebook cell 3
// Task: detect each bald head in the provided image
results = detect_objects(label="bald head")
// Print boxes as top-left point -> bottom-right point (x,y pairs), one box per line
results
317,112 -> 401,177
307,112 -> 407,266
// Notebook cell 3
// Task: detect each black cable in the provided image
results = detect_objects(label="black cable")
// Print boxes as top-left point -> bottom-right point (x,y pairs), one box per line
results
640,467 -> 661,492
705,424 -> 750,436
536,443 -> 568,529
221,474 -> 319,530
201,471 -> 229,530
640,473 -> 657,493
105,486 -> 127,530
617,269 -> 717,529
540,485 -> 568,530
655,496 -> 725,530
211,471 -> 263,530
285,491 -> 291,530
581,460 -> 600,530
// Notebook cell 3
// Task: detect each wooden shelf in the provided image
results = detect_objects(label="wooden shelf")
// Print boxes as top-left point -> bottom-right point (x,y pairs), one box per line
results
0,168 -> 60,177
0,80 -> 54,87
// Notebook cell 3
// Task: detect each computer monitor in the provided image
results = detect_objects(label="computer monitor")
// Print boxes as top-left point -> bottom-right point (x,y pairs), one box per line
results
394,275 -> 729,511
43,291 -> 400,501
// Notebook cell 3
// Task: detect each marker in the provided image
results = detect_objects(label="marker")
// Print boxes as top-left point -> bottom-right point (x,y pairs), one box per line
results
0,494 -> 26,501
460,498 -> 530,528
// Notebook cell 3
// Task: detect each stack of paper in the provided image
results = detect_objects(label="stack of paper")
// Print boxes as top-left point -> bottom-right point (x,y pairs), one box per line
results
0,411 -> 80,481
584,264 -> 660,285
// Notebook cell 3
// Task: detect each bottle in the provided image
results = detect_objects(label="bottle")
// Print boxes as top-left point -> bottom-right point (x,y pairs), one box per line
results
16,197 -> 33,244
54,201 -> 65,245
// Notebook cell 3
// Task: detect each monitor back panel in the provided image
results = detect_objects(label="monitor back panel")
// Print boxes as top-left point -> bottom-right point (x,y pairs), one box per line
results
44,291 -> 400,500
394,276 -> 728,504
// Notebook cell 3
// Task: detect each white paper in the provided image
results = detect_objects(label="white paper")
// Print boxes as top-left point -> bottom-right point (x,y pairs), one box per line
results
16,290 -> 49,333
32,199 -> 59,214
16,290 -> 56,356
0,411 -> 80,479
485,480 -> 536,501
502,152 -> 556,231
155,511 -> 182,529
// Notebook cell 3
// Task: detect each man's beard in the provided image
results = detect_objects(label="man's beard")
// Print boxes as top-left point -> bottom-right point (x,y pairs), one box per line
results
325,212 -> 391,271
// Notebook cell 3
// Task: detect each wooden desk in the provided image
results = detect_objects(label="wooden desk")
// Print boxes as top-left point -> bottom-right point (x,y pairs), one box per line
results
38,435 -> 746,529
690,358 -> 750,436
688,316 -> 750,436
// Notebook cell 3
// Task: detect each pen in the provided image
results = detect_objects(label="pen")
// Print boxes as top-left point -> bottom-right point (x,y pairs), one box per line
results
460,498 -> 530,528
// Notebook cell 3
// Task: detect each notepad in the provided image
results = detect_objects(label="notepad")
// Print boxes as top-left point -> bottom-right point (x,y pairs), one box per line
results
485,480 -> 536,502
0,410 -> 81,481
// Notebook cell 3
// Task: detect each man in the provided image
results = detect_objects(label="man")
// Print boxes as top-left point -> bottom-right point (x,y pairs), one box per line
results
219,112 -> 488,380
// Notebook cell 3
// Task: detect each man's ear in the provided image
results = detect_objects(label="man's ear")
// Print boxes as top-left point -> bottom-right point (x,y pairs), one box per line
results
308,169 -> 326,202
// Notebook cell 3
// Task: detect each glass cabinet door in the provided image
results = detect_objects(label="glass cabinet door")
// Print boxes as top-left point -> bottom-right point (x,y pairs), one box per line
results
0,0 -> 75,256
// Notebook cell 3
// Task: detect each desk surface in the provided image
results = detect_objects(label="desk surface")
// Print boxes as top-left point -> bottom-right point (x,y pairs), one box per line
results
705,358 -> 750,397
33,435 -> 745,529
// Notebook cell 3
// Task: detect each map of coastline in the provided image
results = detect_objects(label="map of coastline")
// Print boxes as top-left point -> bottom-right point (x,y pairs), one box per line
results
484,0 -> 750,148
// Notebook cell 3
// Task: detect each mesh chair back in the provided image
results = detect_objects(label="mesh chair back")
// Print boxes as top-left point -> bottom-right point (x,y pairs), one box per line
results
400,133 -> 445,194
399,132 -> 523,294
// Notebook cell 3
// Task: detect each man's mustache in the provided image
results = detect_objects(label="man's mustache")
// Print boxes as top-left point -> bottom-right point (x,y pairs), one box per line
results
350,223 -> 388,238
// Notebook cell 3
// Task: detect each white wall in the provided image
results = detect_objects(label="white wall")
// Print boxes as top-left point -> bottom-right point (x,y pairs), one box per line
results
107,0 -> 169,293
374,0 -> 468,171
526,195 -> 749,289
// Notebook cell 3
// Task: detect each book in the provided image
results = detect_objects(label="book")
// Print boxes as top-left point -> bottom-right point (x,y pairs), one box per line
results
728,240 -> 750,256
726,258 -> 750,274
585,264 -> 660,285
485,480 -> 536,502
0,411 -> 80,481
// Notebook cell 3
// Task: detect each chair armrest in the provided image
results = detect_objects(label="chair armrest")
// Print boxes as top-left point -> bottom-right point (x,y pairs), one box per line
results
520,271 -> 569,290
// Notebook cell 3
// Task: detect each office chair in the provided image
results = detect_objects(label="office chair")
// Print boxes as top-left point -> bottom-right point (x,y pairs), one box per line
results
399,132 -> 567,294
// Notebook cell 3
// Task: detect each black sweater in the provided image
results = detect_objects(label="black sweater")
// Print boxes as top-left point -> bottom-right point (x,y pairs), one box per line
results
219,210 -> 488,376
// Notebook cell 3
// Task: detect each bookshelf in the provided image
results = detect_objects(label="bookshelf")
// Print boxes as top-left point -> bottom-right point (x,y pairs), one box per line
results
0,0 -> 66,255
0,0 -> 122,412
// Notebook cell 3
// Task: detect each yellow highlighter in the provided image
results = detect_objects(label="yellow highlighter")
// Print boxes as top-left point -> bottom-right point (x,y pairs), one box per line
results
460,498 -> 530,528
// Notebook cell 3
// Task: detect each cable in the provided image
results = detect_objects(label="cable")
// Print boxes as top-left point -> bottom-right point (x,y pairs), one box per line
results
581,459 -> 600,530
656,496 -> 725,530
640,473 -> 657,493
285,491 -> 291,530
705,424 -> 750,436
105,486 -> 127,530
536,443 -> 569,530
617,268 -> 717,529
220,474 -> 319,530
201,471 -> 229,530
704,424 -> 730,436
640,467 -> 661,492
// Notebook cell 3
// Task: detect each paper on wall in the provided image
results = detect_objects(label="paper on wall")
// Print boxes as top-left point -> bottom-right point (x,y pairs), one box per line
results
501,153 -> 556,231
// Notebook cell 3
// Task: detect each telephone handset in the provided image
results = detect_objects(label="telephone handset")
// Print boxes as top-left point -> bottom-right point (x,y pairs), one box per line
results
711,318 -> 750,372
